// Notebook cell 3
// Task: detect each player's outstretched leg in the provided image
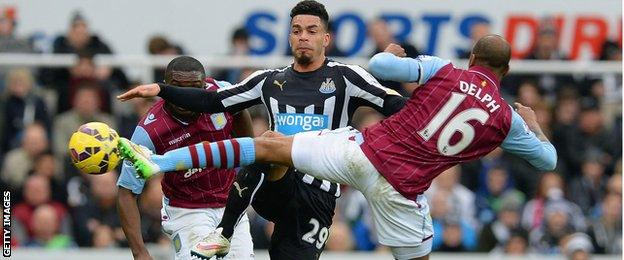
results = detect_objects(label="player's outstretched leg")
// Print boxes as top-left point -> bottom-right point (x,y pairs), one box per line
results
118,137 -> 259,179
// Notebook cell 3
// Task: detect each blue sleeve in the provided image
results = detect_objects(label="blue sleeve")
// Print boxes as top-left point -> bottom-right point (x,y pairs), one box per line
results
368,53 -> 450,85
117,126 -> 156,194
501,110 -> 557,171
215,80 -> 232,88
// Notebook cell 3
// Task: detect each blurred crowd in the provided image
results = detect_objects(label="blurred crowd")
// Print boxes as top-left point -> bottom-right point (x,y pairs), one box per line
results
0,7 -> 621,258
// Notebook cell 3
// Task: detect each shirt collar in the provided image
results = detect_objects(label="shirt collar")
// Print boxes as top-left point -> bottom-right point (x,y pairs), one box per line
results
468,66 -> 500,88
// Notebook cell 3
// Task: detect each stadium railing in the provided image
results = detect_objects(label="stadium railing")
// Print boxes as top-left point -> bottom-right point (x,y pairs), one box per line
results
0,53 -> 620,83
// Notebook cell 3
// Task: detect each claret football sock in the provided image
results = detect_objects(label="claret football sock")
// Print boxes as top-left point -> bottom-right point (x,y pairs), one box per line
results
152,137 -> 256,172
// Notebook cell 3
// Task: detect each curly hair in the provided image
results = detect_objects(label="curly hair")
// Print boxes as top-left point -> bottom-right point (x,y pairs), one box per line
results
290,0 -> 329,30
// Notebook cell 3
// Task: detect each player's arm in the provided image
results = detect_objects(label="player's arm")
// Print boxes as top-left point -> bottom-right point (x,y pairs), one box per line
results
500,104 -> 557,171
231,109 -> 254,138
212,79 -> 256,138
341,63 -> 407,116
118,70 -> 270,113
368,44 -> 450,85
116,126 -> 154,259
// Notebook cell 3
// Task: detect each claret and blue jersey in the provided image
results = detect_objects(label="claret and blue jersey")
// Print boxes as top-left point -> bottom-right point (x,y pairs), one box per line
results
363,52 -> 557,200
117,79 -> 239,209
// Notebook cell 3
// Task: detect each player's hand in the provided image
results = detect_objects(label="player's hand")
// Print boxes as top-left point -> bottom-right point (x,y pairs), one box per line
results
117,83 -> 161,102
514,102 -> 539,130
384,43 -> 406,57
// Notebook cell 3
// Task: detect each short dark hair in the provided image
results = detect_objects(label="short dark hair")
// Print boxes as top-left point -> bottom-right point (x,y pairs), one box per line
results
290,0 -> 329,30
164,56 -> 205,83
148,36 -> 172,54
231,27 -> 249,43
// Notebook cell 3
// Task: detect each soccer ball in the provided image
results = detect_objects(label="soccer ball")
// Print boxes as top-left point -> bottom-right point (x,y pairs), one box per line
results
68,122 -> 120,175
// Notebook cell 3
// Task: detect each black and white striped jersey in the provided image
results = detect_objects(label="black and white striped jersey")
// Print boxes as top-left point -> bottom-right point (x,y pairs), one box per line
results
158,58 -> 406,197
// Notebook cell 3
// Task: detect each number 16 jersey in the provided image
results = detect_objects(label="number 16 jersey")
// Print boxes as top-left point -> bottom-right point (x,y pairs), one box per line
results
360,59 -> 513,201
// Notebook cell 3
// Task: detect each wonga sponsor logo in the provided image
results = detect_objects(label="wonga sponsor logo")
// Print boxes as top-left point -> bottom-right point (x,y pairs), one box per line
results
275,113 -> 328,135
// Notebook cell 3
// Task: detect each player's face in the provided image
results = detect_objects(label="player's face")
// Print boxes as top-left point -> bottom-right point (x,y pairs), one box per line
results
289,15 -> 330,66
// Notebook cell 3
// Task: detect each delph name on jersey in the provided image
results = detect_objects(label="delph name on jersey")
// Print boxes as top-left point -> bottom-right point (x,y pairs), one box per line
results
458,80 -> 501,113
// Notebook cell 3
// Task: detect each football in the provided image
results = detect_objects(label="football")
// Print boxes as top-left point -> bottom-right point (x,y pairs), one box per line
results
68,122 -> 121,175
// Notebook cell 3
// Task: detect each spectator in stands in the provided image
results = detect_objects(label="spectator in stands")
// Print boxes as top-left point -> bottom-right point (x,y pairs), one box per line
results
54,12 -> 110,56
434,216 -> 477,252
561,233 -> 594,260
587,193 -> 622,254
325,21 -> 346,57
325,221 -> 354,251
24,204 -> 75,248
117,96 -> 157,139
30,152 -> 66,204
529,200 -> 583,254
489,230 -> 529,255
461,148 -> 505,191
53,84 -> 115,174
568,104 -> 617,173
516,80 -> 543,109
13,175 -> 71,245
341,187 -> 376,251
0,7 -> 31,53
552,95 -> 581,175
456,19 -> 490,59
91,225 -> 116,248
526,20 -> 567,61
1,123 -> 49,188
51,52 -> 115,113
607,172 -> 621,196
51,11 -> 128,87
517,18 -> 574,101
147,36 -> 183,83
1,68 -> 51,153
430,191 -> 477,252
215,27 -> 250,83
71,171 -> 122,247
521,172 -> 586,231
533,101 -> 553,139
599,40 -> 622,61
426,166 -> 477,229
504,231 -> 529,255
589,40 -> 622,131
522,172 -> 561,230
476,165 -> 525,224
477,198 -> 526,252
0,7 -> 33,91
39,11 -> 128,111
368,18 -> 421,95
568,151 -> 608,217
